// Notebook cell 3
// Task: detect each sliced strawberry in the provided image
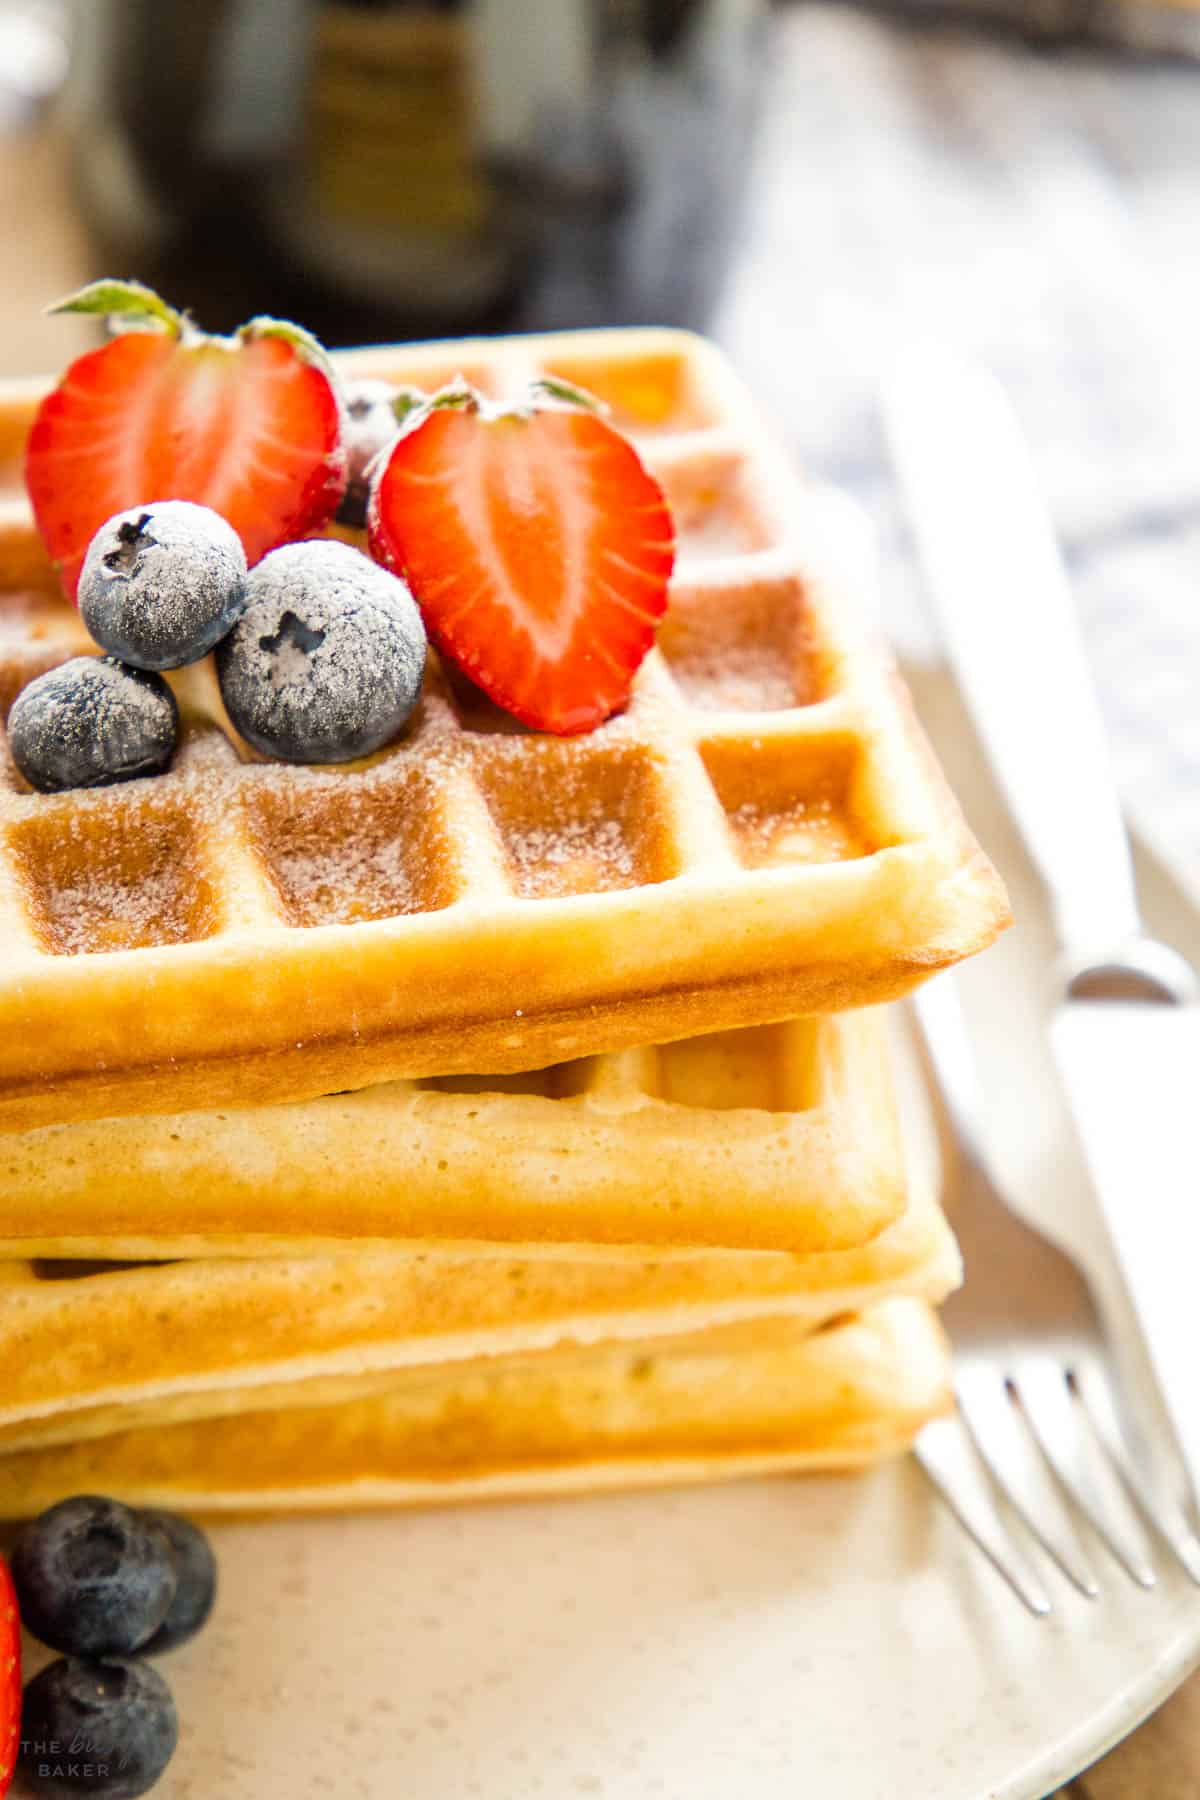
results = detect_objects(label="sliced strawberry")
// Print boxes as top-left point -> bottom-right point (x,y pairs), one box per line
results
26,280 -> 346,601
0,1556 -> 19,1799
367,380 -> 675,735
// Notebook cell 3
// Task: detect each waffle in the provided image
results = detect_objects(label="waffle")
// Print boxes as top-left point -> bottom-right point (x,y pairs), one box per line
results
0,1174 -> 957,1454
0,1300 -> 950,1517
0,330 -> 1008,1132
0,1012 -> 909,1258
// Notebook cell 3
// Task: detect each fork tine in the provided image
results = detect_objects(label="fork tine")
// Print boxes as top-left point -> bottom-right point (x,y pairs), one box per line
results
1014,1361 -> 1157,1588
915,1415 -> 1053,1616
1073,1362 -> 1200,1586
955,1369 -> 1100,1597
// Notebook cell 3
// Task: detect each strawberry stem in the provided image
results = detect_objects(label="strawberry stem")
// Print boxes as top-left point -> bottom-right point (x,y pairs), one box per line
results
528,376 -> 605,414
240,315 -> 339,387
428,380 -> 483,413
391,386 -> 426,426
46,279 -> 183,335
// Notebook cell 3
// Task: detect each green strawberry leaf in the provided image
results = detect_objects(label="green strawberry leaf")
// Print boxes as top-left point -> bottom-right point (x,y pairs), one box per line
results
391,386 -> 426,425
428,379 -> 482,413
46,279 -> 184,335
385,379 -> 478,450
240,315 -> 339,387
528,375 -> 606,414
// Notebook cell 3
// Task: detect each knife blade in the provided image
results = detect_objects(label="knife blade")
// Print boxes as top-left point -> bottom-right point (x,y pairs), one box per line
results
885,347 -> 1200,1495
884,349 -> 1143,969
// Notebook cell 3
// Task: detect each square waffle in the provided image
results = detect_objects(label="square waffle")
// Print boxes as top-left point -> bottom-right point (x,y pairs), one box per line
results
0,330 -> 1009,1132
0,1013 -> 906,1258
0,1181 -> 958,1454
0,1300 -> 951,1517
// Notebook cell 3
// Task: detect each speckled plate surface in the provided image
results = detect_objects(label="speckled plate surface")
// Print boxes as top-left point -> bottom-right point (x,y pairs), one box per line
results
16,664 -> 1200,1800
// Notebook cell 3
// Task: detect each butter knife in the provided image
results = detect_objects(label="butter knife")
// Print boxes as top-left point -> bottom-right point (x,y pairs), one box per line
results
885,349 -> 1200,1496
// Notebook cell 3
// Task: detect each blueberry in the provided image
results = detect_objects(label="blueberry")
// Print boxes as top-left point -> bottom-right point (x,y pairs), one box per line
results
78,501 -> 248,670
8,658 -> 178,793
20,1657 -> 178,1799
137,1512 -> 215,1654
216,539 -> 426,764
336,380 -> 423,529
11,1496 -> 177,1657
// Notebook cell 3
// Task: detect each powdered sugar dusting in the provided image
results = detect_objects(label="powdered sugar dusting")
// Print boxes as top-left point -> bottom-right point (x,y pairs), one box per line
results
728,794 -> 862,869
504,813 -> 639,899
669,477 -> 761,561
35,863 -> 196,954
657,574 -> 817,715
0,587 -> 87,650
275,842 -> 415,924
247,775 -> 454,926
668,642 -> 802,713
473,738 -> 673,900
12,805 -> 216,955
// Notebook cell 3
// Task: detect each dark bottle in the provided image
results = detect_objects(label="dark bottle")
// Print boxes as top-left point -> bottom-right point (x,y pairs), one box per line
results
264,0 -> 519,329
66,0 -> 767,344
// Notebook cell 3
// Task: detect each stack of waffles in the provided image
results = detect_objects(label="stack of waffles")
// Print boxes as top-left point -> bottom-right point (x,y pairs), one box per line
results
0,330 -> 1008,1519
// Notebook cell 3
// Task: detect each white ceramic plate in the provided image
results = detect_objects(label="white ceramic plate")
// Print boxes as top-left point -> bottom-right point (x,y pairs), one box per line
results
27,666 -> 1200,1800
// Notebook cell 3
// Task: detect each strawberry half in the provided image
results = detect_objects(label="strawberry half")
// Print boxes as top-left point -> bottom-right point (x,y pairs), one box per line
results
26,279 -> 346,601
367,379 -> 675,735
0,1556 -> 19,1799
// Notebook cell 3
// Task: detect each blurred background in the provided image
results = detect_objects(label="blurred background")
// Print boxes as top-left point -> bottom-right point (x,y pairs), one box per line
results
1,0 -> 1197,895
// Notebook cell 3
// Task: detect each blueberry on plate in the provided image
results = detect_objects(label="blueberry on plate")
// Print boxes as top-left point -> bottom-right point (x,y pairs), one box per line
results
138,1512 -> 216,1654
78,500 -> 248,671
10,1496 -> 177,1657
7,657 -> 179,793
335,379 -> 423,529
216,538 -> 426,764
20,1656 -> 178,1799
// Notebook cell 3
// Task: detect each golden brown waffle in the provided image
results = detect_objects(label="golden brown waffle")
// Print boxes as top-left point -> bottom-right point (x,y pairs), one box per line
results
0,331 -> 1008,1132
0,1300 -> 950,1516
0,1180 -> 957,1453
1,1013 -> 906,1257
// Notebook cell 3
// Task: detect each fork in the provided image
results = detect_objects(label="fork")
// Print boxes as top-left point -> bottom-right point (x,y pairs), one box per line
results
910,973 -> 1200,1616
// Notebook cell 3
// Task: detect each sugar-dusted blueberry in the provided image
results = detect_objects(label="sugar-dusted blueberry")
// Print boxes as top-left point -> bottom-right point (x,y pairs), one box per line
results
138,1512 -> 216,1654
216,539 -> 426,764
78,500 -> 248,670
8,657 -> 179,793
335,380 -> 423,529
20,1656 -> 178,1799
10,1496 -> 177,1658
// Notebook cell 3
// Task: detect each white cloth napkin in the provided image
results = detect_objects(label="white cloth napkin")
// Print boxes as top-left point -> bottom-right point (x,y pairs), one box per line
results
714,4 -> 1200,901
